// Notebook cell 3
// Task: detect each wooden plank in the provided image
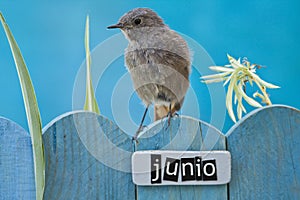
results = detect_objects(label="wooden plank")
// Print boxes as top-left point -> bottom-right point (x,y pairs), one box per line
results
136,116 -> 227,200
42,111 -> 135,200
226,105 -> 300,199
0,117 -> 35,200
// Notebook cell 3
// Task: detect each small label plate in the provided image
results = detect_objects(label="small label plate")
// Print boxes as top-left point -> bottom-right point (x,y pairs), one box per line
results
132,150 -> 231,186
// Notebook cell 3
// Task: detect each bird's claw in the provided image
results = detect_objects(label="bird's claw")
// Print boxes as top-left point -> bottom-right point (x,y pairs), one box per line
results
164,112 -> 179,130
133,125 -> 147,144
132,135 -> 139,144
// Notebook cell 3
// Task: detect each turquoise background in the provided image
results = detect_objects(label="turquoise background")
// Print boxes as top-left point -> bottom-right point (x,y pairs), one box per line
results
0,0 -> 299,133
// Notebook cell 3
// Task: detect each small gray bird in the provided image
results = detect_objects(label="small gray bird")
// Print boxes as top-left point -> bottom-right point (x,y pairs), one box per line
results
108,8 -> 191,139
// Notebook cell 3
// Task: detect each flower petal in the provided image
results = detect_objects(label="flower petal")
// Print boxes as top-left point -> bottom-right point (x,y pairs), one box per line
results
200,71 -> 231,80
237,84 -> 262,108
223,71 -> 236,86
250,72 -> 280,89
209,66 -> 235,72
201,78 -> 224,84
227,54 -> 245,69
226,77 -> 237,122
237,103 -> 243,120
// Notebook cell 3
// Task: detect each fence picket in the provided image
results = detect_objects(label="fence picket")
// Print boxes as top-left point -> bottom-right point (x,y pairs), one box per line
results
227,105 -> 300,199
0,117 -> 35,200
42,111 -> 135,200
136,116 -> 227,200
1,105 -> 299,199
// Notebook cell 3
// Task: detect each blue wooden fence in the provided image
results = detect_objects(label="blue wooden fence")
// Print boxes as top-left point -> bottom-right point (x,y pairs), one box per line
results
0,105 -> 299,199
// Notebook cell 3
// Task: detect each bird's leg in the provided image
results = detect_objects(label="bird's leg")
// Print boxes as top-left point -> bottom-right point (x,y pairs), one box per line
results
133,105 -> 149,142
167,103 -> 172,126
165,103 -> 180,130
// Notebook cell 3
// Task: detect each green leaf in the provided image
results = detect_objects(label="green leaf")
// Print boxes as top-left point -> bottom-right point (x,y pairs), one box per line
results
0,13 -> 44,200
83,15 -> 100,114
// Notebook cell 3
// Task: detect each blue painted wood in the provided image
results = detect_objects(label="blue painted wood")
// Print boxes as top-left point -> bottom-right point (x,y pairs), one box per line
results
1,105 -> 300,199
0,117 -> 35,200
136,116 -> 227,200
42,111 -> 135,200
226,105 -> 300,199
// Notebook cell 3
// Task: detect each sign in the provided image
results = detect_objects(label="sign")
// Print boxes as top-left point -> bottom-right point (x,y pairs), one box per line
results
132,150 -> 231,186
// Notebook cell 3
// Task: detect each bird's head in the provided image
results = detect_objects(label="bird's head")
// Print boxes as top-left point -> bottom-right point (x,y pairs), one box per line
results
107,8 -> 166,41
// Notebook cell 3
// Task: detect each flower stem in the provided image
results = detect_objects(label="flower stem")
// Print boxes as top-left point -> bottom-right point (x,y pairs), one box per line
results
254,79 -> 272,105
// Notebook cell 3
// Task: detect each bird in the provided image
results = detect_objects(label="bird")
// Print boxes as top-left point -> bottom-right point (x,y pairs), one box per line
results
107,8 -> 191,140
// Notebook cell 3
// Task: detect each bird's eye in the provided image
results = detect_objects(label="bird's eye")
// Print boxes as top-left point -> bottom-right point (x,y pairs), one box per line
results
134,18 -> 142,25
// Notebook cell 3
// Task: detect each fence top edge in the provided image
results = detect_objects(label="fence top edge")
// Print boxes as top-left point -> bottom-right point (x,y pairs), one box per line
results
42,111 -> 226,139
42,110 -> 112,134
0,116 -> 28,134
139,114 -> 225,138
225,104 -> 299,137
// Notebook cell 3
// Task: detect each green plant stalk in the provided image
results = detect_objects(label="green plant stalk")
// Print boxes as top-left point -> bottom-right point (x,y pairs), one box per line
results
83,15 -> 100,114
0,13 -> 44,200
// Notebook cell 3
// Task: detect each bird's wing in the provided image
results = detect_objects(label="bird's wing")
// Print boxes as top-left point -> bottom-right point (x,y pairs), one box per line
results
125,48 -> 190,80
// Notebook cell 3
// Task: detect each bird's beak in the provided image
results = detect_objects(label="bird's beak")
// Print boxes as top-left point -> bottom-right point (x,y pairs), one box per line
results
107,23 -> 124,29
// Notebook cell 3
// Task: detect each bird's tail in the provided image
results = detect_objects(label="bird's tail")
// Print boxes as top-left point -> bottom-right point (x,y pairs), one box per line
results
154,101 -> 182,121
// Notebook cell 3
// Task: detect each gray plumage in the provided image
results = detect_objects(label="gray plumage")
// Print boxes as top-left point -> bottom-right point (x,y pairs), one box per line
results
108,8 -> 191,121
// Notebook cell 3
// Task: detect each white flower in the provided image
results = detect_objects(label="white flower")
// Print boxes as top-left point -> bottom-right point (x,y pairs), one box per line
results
201,54 -> 280,122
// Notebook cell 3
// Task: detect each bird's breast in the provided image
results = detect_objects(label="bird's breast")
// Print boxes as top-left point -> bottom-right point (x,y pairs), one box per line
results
125,47 -> 190,106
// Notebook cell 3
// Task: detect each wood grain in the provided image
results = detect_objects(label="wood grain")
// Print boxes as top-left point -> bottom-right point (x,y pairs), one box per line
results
136,115 -> 227,200
0,117 -> 35,200
42,111 -> 135,200
227,105 -> 300,199
1,105 -> 299,199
